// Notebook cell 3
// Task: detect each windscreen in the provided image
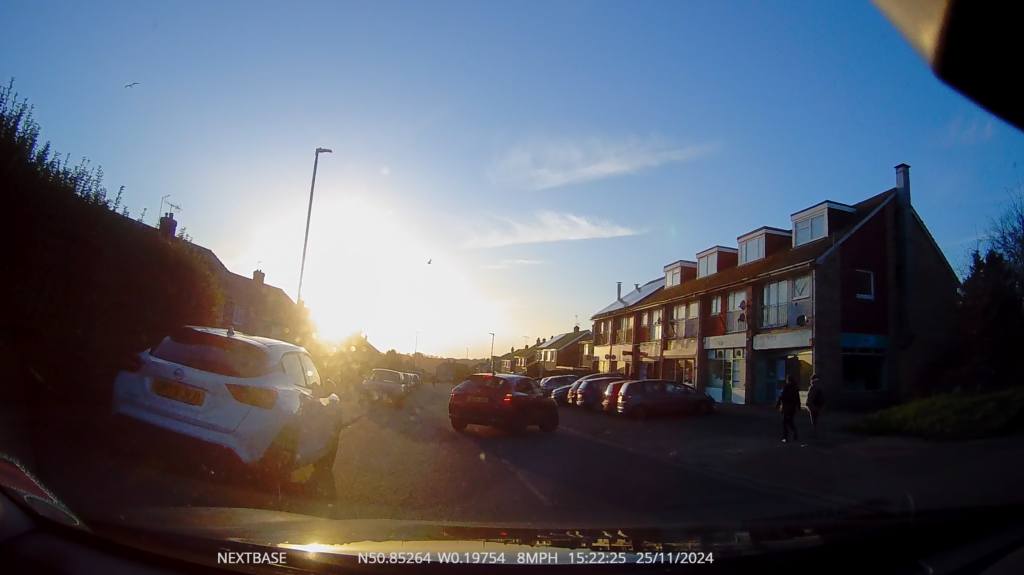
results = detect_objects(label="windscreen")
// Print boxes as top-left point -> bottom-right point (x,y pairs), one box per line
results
2,2 -> 1020,570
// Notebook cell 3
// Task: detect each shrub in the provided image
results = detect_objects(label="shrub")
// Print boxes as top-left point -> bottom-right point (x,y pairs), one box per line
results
849,388 -> 1024,440
0,79 -> 222,403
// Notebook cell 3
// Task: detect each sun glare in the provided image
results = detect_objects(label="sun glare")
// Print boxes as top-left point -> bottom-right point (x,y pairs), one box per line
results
228,193 -> 507,356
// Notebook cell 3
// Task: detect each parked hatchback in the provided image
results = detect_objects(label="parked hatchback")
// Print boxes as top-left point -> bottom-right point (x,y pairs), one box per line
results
538,375 -> 578,395
576,377 -> 619,411
449,374 -> 559,434
111,326 -> 342,488
617,379 -> 715,419
601,380 -> 629,413
566,372 -> 619,405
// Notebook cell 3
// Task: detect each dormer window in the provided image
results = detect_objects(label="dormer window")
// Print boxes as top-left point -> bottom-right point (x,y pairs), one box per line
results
698,253 -> 717,278
739,235 -> 764,265
667,267 -> 681,287
794,214 -> 826,246
791,201 -> 855,247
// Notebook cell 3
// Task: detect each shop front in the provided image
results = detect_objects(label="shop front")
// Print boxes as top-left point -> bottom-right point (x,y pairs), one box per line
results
704,333 -> 747,404
753,329 -> 813,404
662,337 -> 698,385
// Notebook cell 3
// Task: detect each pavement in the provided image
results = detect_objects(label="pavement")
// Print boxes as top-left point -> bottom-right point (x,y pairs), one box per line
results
13,384 -> 1024,531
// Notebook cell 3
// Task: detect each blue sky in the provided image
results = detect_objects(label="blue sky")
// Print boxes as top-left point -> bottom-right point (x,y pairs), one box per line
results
3,1 -> 1023,357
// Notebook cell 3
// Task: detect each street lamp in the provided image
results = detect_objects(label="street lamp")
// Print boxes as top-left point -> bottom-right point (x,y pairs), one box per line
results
297,147 -> 332,304
488,333 -> 495,375
414,332 -> 419,368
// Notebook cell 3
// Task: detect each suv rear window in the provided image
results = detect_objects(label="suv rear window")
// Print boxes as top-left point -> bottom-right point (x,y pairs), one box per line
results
370,369 -> 403,383
457,375 -> 508,393
151,329 -> 272,378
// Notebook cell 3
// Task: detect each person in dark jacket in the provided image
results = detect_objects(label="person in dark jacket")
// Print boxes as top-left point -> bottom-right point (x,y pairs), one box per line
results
806,373 -> 825,439
775,375 -> 801,443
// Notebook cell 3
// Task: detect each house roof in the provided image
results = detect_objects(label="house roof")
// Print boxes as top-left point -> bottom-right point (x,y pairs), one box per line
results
617,188 -> 896,314
513,346 -> 537,358
536,329 -> 592,351
592,278 -> 665,319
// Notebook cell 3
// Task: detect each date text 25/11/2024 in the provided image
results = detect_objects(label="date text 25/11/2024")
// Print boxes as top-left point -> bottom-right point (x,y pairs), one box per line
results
356,551 -> 715,564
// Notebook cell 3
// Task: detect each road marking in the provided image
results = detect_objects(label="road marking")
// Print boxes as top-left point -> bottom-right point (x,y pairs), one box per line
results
559,426 -> 857,509
497,457 -> 552,507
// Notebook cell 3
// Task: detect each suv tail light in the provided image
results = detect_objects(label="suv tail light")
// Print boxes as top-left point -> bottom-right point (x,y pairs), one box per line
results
226,384 -> 277,409
503,393 -> 513,404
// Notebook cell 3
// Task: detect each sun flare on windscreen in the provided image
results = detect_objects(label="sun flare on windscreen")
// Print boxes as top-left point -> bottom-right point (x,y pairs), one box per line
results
229,194 -> 506,356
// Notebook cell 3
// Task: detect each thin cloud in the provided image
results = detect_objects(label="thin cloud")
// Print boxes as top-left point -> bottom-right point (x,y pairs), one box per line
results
464,212 -> 642,249
943,116 -> 994,147
487,135 -> 719,191
483,259 -> 546,270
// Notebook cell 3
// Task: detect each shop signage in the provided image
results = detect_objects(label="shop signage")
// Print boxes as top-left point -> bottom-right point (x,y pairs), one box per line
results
841,333 -> 888,349
753,329 -> 812,350
703,333 -> 747,349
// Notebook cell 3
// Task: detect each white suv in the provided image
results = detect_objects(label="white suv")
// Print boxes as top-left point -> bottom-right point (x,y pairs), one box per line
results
111,326 -> 341,486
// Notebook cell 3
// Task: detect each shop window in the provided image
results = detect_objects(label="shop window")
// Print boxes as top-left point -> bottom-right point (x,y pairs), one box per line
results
842,354 -> 886,391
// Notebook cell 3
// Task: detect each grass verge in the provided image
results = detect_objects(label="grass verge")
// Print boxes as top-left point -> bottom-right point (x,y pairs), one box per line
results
847,387 -> 1024,440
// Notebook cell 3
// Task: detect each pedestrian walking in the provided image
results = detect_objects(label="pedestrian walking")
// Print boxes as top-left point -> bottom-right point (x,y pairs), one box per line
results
806,373 -> 825,439
775,375 -> 801,443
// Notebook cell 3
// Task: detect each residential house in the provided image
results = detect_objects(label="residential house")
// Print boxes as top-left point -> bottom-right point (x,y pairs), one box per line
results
591,279 -> 666,378
532,326 -> 593,377
498,350 -> 515,374
577,331 -> 597,372
591,164 -> 959,409
157,212 -> 307,342
513,343 -> 539,376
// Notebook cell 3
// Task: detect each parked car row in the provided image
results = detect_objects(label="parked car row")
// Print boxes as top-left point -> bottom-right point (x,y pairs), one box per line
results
360,368 -> 423,407
554,373 -> 716,419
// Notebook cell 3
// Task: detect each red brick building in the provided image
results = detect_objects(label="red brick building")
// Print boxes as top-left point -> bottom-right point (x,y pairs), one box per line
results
590,164 -> 959,409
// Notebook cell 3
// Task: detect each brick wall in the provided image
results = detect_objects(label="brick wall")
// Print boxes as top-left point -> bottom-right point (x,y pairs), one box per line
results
813,255 -> 844,407
895,211 -> 961,400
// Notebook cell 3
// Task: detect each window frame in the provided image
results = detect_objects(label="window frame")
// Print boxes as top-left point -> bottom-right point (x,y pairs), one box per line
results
794,214 -> 826,246
697,253 -> 718,278
738,235 -> 765,265
792,275 -> 811,300
711,296 -> 722,315
855,270 -> 875,300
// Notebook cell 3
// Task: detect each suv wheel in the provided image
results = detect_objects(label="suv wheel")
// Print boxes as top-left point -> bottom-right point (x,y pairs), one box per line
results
450,418 -> 468,432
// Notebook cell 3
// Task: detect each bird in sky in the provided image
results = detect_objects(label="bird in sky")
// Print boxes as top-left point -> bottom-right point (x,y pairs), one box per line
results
124,82 -> 139,89
427,259 -> 432,264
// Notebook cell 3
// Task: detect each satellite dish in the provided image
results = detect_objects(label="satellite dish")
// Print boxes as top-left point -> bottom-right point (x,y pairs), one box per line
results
796,315 -> 807,327
738,313 -> 746,323
738,300 -> 747,310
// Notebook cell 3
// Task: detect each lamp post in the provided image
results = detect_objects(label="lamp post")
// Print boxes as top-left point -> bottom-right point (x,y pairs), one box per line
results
488,333 -> 495,375
414,332 -> 419,369
297,147 -> 332,304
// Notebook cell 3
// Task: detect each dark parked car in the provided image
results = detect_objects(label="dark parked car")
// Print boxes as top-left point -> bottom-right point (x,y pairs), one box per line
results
575,377 -> 619,411
538,375 -> 578,395
448,373 -> 559,433
617,380 -> 715,419
601,380 -> 629,413
566,372 -> 619,405
551,384 -> 573,405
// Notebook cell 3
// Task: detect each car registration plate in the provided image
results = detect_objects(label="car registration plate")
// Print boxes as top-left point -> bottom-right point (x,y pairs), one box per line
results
152,379 -> 205,406
467,396 -> 488,403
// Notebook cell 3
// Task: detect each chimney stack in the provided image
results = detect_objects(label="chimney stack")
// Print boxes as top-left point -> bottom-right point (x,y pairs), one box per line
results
574,325 -> 580,333
253,269 -> 265,285
159,212 -> 177,238
635,283 -> 640,291
616,282 -> 622,301
895,163 -> 913,347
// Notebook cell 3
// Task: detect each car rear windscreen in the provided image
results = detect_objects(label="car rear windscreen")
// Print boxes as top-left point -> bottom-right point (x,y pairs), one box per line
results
151,329 -> 273,378
458,375 -> 507,393
371,370 -> 403,383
